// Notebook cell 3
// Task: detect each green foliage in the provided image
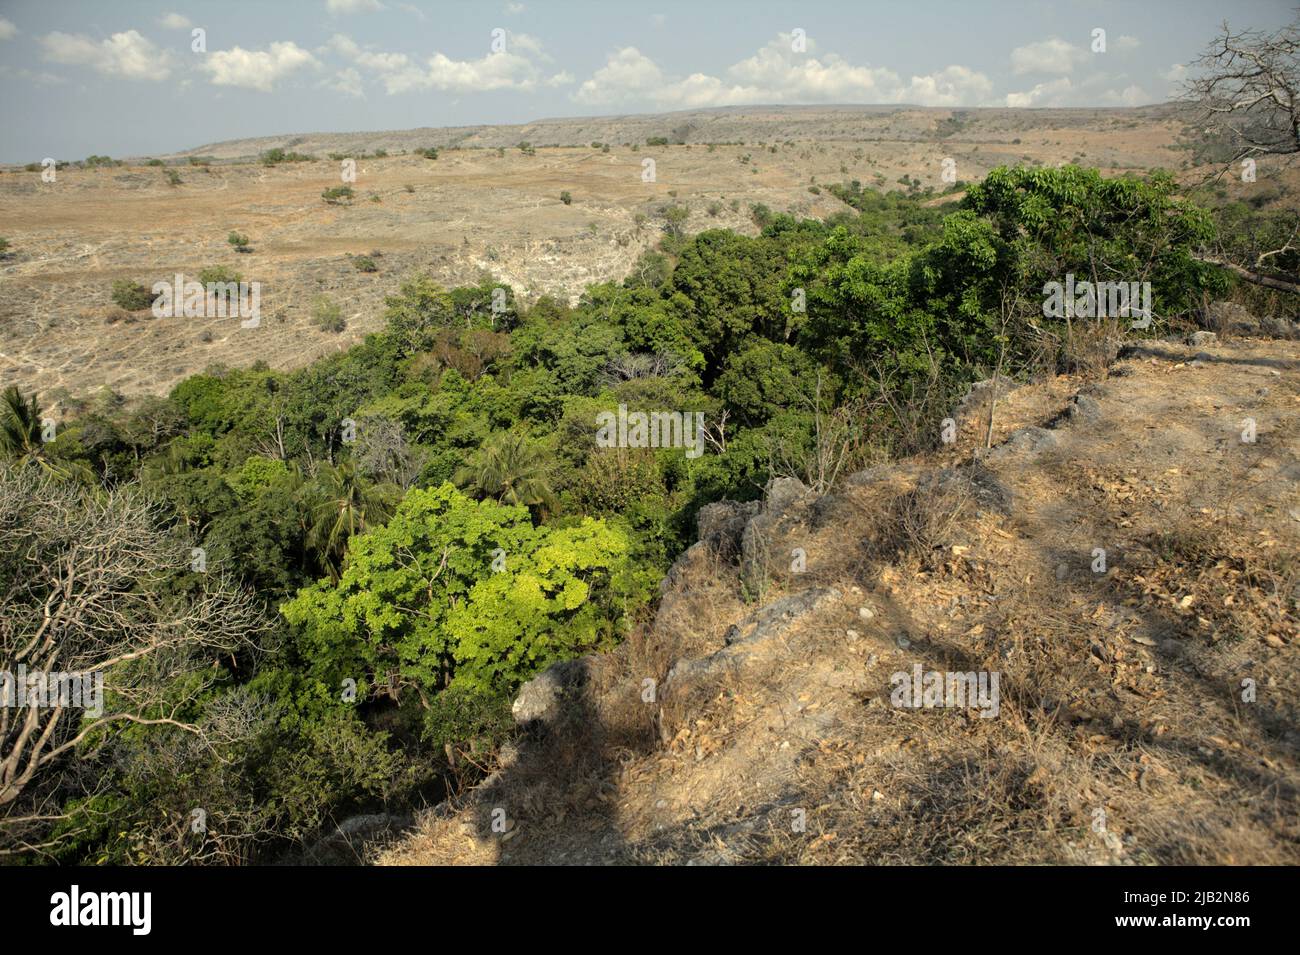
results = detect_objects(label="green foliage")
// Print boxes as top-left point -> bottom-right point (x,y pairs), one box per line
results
31,161 -> 1250,863
321,185 -> 354,205
110,279 -> 156,311
716,341 -> 824,427
312,295 -> 345,332
262,148 -> 315,165
198,265 -> 242,286
454,428 -> 557,511
560,190 -> 572,205
282,483 -> 642,696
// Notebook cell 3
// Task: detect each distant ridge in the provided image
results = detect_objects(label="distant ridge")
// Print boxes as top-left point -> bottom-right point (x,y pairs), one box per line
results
172,102 -> 1179,161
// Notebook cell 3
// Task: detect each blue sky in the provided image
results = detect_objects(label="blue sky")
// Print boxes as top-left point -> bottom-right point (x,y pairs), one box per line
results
0,0 -> 1294,162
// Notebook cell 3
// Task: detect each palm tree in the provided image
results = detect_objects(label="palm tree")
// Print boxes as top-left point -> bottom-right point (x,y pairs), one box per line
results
0,386 -> 86,480
305,460 -> 399,577
453,430 -> 557,513
0,386 -> 44,460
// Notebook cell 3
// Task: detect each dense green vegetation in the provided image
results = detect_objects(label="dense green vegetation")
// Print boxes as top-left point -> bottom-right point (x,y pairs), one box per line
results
1,166 -> 1245,863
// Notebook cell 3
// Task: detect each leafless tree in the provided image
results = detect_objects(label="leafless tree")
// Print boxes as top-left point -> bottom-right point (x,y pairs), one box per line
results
599,350 -> 686,385
352,414 -> 428,489
0,465 -> 267,855
1184,15 -> 1300,164
769,372 -> 863,494
1183,14 -> 1300,293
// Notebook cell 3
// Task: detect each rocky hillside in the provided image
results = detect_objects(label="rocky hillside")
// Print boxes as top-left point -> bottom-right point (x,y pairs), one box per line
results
376,318 -> 1298,865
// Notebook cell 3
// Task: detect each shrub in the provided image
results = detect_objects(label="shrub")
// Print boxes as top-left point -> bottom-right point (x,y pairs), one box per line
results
352,255 -> 378,273
415,147 -> 439,160
661,204 -> 689,237
165,170 -> 183,186
228,232 -> 252,253
646,136 -> 670,147
198,266 -> 242,286
262,148 -> 314,165
560,190 -> 573,205
321,185 -> 354,205
145,159 -> 164,167
110,279 -> 156,311
312,295 -> 345,333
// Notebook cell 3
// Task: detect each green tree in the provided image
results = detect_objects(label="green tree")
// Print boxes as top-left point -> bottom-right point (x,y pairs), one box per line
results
453,429 -> 557,513
281,483 -> 641,698
305,460 -> 399,577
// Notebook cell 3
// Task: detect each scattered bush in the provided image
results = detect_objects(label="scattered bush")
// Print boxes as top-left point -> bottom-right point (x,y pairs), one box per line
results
560,190 -> 573,205
321,185 -> 354,205
311,295 -> 345,332
110,279 -> 156,311
262,148 -> 315,165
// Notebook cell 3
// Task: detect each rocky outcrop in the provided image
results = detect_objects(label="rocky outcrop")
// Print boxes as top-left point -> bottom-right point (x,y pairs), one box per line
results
659,586 -> 841,741
511,657 -> 590,728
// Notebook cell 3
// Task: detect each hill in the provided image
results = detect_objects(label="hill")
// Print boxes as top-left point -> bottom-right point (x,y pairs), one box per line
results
380,327 -> 1300,865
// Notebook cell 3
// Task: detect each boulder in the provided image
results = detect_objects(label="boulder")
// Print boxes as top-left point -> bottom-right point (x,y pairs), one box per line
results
511,657 -> 589,727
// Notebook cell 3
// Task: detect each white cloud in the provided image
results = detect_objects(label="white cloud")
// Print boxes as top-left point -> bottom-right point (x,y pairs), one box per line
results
0,63 -> 66,85
1004,77 -> 1073,108
510,32 -> 550,61
1102,84 -> 1149,106
201,41 -> 319,92
1010,37 -> 1089,75
41,30 -> 172,81
1115,35 -> 1141,51
325,31 -> 544,94
327,0 -> 384,12
546,70 -> 574,87
505,2 -> 526,14
159,12 -> 192,30
902,65 -> 993,107
574,35 -> 991,109
424,50 -> 540,92
0,17 -> 18,40
327,66 -> 365,98
573,47 -> 664,105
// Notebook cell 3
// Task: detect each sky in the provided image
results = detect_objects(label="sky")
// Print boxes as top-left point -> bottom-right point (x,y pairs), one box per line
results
0,0 -> 1294,162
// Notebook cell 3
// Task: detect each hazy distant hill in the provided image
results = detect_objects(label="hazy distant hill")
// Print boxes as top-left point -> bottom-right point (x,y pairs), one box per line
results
170,103 -> 1183,161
